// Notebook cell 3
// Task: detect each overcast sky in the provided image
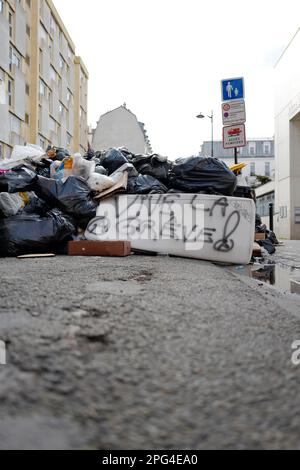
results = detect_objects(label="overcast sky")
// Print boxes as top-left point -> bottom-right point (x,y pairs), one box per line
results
54,0 -> 300,159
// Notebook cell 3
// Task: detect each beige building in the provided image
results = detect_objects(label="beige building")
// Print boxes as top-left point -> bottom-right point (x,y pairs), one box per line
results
0,0 -> 89,159
93,104 -> 153,155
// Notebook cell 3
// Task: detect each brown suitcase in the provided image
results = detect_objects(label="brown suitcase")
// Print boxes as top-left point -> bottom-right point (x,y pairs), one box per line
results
68,241 -> 132,257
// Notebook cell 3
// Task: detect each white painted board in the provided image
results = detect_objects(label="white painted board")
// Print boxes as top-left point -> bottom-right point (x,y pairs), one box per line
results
85,194 -> 255,265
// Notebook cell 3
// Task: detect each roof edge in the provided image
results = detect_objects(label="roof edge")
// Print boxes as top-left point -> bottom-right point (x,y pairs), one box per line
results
274,27 -> 300,68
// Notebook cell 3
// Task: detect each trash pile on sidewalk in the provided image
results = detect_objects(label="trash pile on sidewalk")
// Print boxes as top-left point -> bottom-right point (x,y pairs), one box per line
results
0,143 -> 274,263
254,214 -> 279,256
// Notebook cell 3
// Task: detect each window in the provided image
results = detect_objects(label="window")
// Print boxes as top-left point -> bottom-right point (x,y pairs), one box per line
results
50,66 -> 56,83
59,55 -> 65,71
39,24 -> 47,42
39,48 -> 43,73
26,24 -> 30,37
39,79 -> 46,97
8,80 -> 13,106
9,47 -> 21,71
264,142 -> 271,155
66,133 -> 72,146
250,163 -> 256,176
10,114 -> 21,134
248,142 -> 256,156
25,83 -> 30,95
49,39 -> 53,59
280,206 -> 288,219
67,89 -> 72,103
50,16 -> 57,35
265,162 -> 271,177
0,70 -> 5,104
49,117 -> 56,133
257,192 -> 275,218
0,0 -> 4,14
8,9 -> 13,38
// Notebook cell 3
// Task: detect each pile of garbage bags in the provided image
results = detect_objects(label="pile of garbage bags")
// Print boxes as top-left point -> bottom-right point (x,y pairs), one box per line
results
0,143 -> 241,258
255,214 -> 279,255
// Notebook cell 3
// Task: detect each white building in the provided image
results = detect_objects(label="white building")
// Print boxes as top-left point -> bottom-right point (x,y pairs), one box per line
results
200,139 -> 275,179
275,28 -> 300,240
92,104 -> 153,155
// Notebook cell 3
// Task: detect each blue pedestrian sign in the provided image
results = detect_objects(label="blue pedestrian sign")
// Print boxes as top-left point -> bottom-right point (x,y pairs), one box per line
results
221,77 -> 245,102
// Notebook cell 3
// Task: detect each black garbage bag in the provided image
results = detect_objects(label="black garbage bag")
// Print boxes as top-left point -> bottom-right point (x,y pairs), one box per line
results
0,168 -> 37,193
84,145 -> 95,161
100,149 -> 129,175
23,193 -> 51,216
31,158 -> 53,178
130,154 -> 172,184
267,230 -> 279,246
257,239 -> 276,255
0,208 -> 76,257
34,176 -> 98,221
169,157 -> 237,196
256,214 -> 263,227
233,186 -> 254,200
127,175 -> 168,194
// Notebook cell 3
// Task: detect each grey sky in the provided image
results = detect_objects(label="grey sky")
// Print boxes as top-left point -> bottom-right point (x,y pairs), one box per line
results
54,0 -> 300,158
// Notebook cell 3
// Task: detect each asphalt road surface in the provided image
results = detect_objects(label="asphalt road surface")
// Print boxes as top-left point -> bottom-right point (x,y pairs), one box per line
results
1,255 -> 300,450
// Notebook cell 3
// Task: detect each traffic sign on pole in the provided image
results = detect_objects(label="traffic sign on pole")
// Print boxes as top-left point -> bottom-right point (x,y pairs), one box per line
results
222,100 -> 246,126
221,77 -> 245,102
223,123 -> 246,149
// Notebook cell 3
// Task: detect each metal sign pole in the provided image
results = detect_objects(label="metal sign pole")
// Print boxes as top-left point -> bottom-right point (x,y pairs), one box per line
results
234,147 -> 238,165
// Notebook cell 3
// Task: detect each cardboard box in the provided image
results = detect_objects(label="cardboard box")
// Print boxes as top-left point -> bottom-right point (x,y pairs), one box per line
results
255,233 -> 266,241
252,242 -> 262,258
68,241 -> 132,257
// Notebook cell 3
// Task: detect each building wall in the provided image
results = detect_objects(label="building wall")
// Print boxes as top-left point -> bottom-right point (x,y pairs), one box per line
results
275,28 -> 300,239
93,105 -> 153,154
0,0 -> 88,159
200,139 -> 275,179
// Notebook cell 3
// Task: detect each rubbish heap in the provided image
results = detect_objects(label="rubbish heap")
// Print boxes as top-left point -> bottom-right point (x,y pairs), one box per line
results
0,143 -> 275,262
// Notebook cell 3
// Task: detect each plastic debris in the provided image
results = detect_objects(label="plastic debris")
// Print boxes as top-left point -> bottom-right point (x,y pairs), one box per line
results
0,193 -> 25,217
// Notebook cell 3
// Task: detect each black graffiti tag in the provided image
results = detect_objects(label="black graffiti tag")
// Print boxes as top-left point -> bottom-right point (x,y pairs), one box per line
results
86,216 -> 110,236
208,197 -> 229,218
214,211 -> 241,253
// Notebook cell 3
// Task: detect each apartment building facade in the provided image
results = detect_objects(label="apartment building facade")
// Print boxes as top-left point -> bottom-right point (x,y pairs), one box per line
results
0,0 -> 88,159
200,138 -> 275,179
93,105 -> 153,155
